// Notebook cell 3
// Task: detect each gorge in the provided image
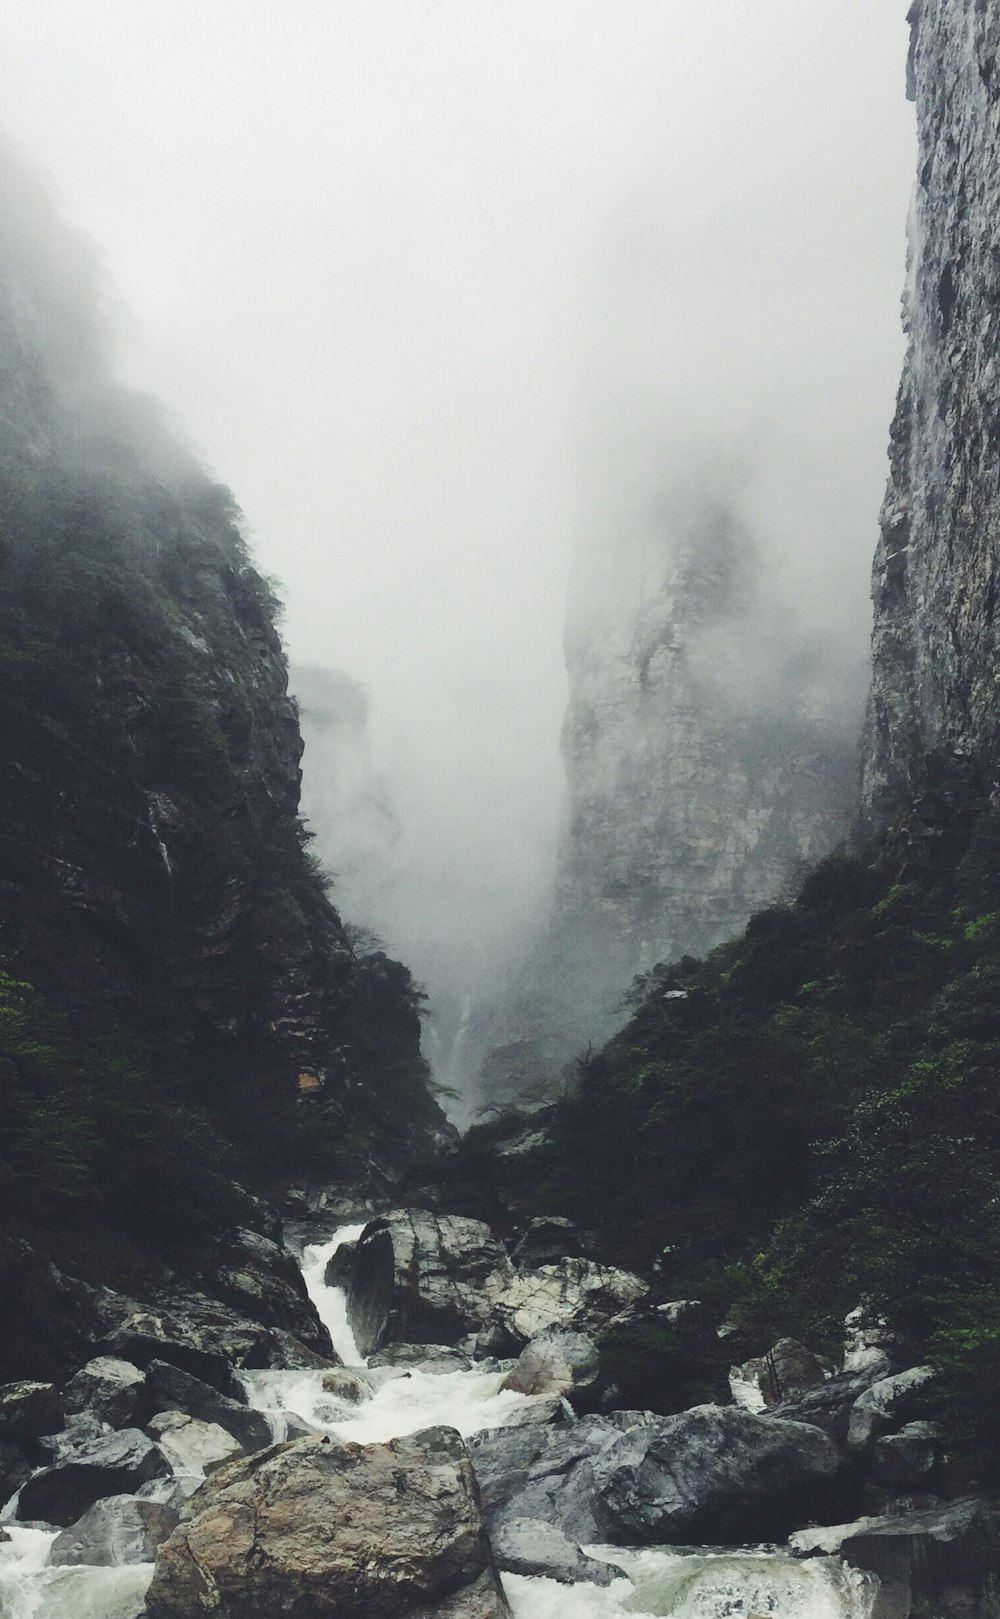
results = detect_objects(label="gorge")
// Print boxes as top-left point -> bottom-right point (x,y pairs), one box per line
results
4,1 -> 1000,1617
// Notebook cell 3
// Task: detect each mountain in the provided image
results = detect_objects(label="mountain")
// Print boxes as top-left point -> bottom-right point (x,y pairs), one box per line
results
0,135 -> 445,1275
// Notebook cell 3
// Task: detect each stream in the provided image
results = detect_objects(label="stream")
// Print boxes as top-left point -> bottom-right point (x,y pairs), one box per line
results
0,1225 -> 878,1619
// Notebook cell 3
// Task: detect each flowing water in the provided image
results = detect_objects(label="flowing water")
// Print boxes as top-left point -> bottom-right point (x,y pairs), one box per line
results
0,1224 -> 878,1619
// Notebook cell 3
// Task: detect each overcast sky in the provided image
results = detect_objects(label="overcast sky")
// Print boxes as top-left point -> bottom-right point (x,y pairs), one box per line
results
1,1 -> 916,1013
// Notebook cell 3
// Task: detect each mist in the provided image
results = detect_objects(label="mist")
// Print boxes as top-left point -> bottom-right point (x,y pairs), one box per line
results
2,1 -> 915,1105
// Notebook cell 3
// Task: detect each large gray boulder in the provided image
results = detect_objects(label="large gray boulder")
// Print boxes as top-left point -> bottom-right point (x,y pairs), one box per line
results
500,1330 -> 599,1400
50,1494 -> 178,1566
145,1361 -> 271,1453
491,1258 -> 648,1344
729,1339 -> 827,1412
64,1357 -> 146,1429
346,1212 -> 514,1355
491,1518 -> 624,1586
145,1427 -> 512,1619
593,1406 -> 851,1545
847,1366 -> 937,1452
793,1498 -> 1000,1619
146,1412 -> 244,1481
98,1288 -> 335,1384
17,1427 -> 171,1526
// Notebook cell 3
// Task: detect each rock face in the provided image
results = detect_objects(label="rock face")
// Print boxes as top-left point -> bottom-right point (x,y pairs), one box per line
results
500,1331 -> 599,1400
863,0 -> 1000,817
346,1213 -> 514,1356
491,1519 -> 623,1587
145,1428 -> 512,1619
50,1494 -> 178,1566
478,482 -> 858,1101
64,1358 -> 147,1430
729,1339 -> 827,1412
493,1259 -> 648,1345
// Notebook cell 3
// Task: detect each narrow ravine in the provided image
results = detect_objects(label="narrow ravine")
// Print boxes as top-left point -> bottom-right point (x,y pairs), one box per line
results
0,1225 -> 877,1619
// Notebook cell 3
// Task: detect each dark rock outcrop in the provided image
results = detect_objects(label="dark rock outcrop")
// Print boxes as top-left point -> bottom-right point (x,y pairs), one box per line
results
491,1518 -> 623,1587
0,1380 -> 62,1443
145,1427 -> 512,1619
500,1330 -> 599,1401
64,1358 -> 147,1430
17,1428 -> 171,1526
50,1494 -> 179,1566
144,1362 -> 271,1454
346,1212 -> 513,1356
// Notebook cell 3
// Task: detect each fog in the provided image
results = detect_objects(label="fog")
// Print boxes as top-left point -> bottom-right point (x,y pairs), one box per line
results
2,1 -> 915,1094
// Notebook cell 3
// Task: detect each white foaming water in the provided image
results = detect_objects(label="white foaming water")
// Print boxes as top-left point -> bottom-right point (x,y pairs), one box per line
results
504,1545 -> 877,1619
245,1362 -> 535,1445
300,1223 -> 368,1364
0,1527 -> 152,1619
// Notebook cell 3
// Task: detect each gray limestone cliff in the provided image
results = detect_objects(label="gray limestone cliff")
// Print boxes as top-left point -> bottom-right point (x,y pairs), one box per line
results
863,0 -> 1000,819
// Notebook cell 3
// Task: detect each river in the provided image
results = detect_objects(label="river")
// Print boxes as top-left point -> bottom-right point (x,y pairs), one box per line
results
0,1225 -> 877,1619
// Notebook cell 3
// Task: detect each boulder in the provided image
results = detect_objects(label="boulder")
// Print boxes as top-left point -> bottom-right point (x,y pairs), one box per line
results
323,1240 -> 356,1289
17,1427 -> 171,1525
491,1518 -> 624,1586
510,1218 -> 591,1267
871,1422 -> 941,1493
848,1366 -> 937,1452
793,1498 -> 1000,1619
210,1227 -> 331,1352
320,1369 -> 367,1403
843,1305 -> 901,1376
50,1494 -> 179,1566
0,1380 -> 62,1442
145,1361 -> 272,1454
500,1330 -> 599,1401
492,1258 -> 648,1344
147,1412 -> 244,1480
368,1342 -> 473,1372
98,1291 -> 335,1383
64,1357 -> 146,1429
345,1211 -> 514,1356
38,1413 -> 107,1463
765,1364 -> 889,1443
593,1406 -> 852,1546
145,1427 -> 512,1619
729,1339 -> 827,1412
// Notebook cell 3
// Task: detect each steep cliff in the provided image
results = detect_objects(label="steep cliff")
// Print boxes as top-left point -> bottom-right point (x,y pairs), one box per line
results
863,0 -> 1000,818
0,138 -> 444,1257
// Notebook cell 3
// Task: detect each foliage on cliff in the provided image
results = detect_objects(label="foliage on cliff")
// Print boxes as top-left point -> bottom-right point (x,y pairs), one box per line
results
453,780 -> 1000,1452
0,135 -> 443,1267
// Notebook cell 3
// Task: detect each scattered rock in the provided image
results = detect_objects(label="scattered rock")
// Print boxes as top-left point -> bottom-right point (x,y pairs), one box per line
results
501,1330 -> 599,1401
64,1357 -> 146,1430
871,1422 -> 941,1493
492,1517 -> 623,1586
145,1427 -> 512,1619
50,1494 -> 179,1566
145,1361 -> 271,1454
146,1412 -> 244,1479
37,1413 -> 107,1464
346,1211 -> 514,1356
766,1364 -> 889,1443
847,1366 -> 937,1452
17,1427 -> 171,1526
0,1380 -> 62,1443
730,1339 -> 827,1412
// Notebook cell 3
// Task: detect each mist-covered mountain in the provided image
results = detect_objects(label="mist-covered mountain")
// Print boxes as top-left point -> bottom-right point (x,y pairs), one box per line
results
0,136 -> 445,1285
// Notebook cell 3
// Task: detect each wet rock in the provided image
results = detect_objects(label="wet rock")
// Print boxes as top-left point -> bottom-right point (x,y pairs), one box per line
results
50,1494 -> 179,1566
500,1330 -> 599,1401
37,1413 -> 107,1463
209,1228 -> 331,1353
320,1369 -> 368,1403
98,1313 -> 246,1396
346,1211 -> 514,1356
323,1240 -> 356,1288
64,1357 -> 146,1429
145,1427 -> 512,1619
145,1361 -> 271,1454
0,1380 -> 62,1442
493,1258 -> 648,1344
18,1427 -> 171,1526
0,1439 -> 32,1508
729,1339 -> 827,1412
368,1342 -> 472,1372
510,1218 -> 591,1267
794,1498 -> 1000,1619
492,1518 -> 624,1586
147,1412 -> 244,1479
594,1406 -> 852,1546
848,1366 -> 937,1452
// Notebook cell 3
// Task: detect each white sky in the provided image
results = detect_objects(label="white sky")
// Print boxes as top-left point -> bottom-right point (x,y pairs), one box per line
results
1,0 -> 916,1008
